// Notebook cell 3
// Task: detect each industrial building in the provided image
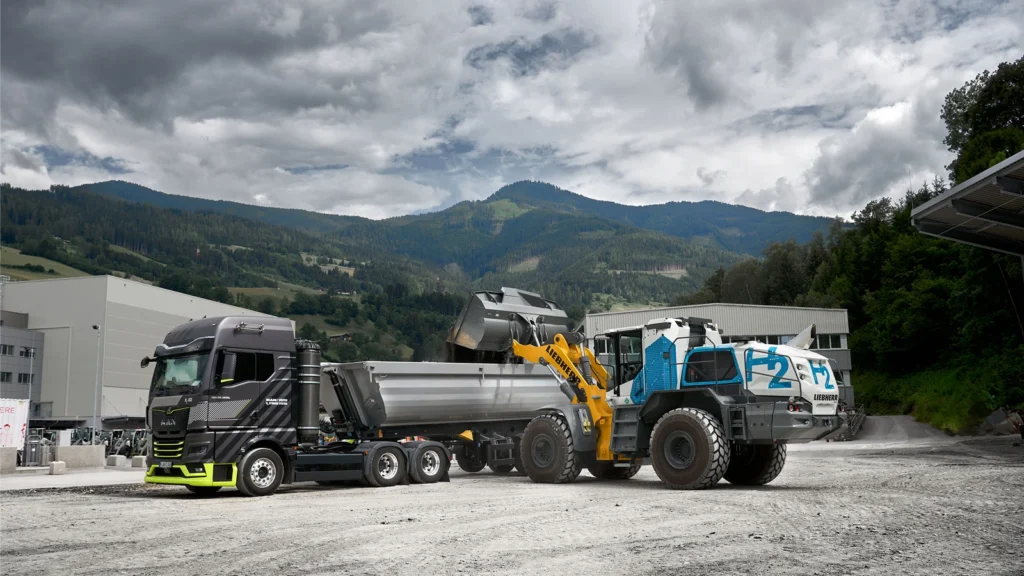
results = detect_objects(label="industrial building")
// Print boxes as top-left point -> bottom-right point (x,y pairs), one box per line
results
0,275 -> 271,429
582,303 -> 854,403
0,311 -> 44,405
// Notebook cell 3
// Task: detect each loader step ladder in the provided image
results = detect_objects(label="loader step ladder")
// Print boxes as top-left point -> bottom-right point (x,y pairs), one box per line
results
610,404 -> 642,456
728,406 -> 747,440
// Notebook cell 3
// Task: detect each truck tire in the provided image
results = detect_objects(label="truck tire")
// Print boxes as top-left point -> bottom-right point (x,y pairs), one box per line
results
649,408 -> 730,490
520,414 -> 580,484
237,447 -> 284,497
455,449 -> 486,473
411,445 -> 447,484
587,461 -> 641,480
366,446 -> 406,487
185,486 -> 222,496
489,464 -> 515,474
724,443 -> 786,486
514,445 -> 526,475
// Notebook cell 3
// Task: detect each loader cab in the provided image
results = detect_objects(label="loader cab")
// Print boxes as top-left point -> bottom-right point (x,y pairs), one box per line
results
599,317 -> 727,403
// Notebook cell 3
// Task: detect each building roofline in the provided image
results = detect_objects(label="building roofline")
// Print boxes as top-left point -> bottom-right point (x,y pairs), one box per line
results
911,149 -> 1024,216
584,302 -> 849,318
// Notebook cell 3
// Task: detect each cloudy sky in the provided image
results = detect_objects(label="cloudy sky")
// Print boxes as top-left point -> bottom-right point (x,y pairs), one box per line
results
2,0 -> 1021,219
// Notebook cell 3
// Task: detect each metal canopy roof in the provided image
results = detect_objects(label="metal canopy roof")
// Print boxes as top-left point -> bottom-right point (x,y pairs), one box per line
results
911,150 -> 1024,256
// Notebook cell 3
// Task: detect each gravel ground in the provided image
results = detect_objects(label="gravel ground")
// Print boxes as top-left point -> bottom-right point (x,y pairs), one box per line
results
1,418 -> 1022,576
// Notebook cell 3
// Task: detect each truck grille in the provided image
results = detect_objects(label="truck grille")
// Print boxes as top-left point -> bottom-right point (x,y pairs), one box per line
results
152,440 -> 184,459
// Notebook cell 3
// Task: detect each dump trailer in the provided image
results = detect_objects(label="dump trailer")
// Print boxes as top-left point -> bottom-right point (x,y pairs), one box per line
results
142,287 -> 576,496
509,317 -> 847,488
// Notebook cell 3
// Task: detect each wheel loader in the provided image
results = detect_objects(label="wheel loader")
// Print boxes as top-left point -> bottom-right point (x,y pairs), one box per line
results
507,315 -> 845,488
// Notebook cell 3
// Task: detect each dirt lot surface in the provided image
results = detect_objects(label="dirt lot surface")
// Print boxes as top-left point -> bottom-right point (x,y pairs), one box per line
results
2,417 -> 1022,576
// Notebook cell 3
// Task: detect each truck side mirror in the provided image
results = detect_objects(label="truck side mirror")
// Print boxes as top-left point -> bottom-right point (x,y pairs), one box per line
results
140,356 -> 152,368
219,352 -> 237,384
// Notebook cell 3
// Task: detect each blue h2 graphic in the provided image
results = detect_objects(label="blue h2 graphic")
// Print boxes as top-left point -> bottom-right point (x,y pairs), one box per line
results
810,361 -> 835,389
745,346 -> 791,389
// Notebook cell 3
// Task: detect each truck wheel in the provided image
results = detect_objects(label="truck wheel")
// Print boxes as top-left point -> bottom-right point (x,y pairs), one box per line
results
455,449 -> 486,473
366,446 -> 406,487
412,445 -> 447,484
649,408 -> 730,490
514,445 -> 526,475
724,443 -> 786,486
185,486 -> 222,496
587,461 -> 641,480
489,464 -> 515,474
521,414 -> 580,484
237,448 -> 284,497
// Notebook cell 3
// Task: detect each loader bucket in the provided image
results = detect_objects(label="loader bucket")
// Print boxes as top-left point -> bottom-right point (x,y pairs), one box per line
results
445,287 -> 571,363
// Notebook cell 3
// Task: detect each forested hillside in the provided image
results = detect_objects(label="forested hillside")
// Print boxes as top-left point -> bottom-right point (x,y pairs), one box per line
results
60,176 -> 751,314
677,56 -> 1024,432
489,181 -> 835,255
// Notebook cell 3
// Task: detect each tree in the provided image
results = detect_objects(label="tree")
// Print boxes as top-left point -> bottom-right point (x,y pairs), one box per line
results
941,55 -> 1024,182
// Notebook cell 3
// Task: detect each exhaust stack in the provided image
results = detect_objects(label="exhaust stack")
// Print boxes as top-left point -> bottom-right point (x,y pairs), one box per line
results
296,339 -> 322,444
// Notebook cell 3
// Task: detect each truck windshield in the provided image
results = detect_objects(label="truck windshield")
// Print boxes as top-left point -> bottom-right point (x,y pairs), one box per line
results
151,352 -> 209,396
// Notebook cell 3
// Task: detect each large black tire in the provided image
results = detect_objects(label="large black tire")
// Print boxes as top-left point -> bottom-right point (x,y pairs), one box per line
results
520,414 -> 580,484
724,443 -> 786,486
411,445 -> 447,484
185,485 -> 222,496
455,448 -> 486,473
236,447 -> 284,497
365,446 -> 406,487
513,444 -> 525,475
649,408 -> 730,490
587,460 -> 641,480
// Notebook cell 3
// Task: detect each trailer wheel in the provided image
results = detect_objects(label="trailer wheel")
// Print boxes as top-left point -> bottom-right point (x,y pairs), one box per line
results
185,486 -> 222,496
649,408 -> 730,490
236,447 -> 284,497
366,447 -> 406,487
412,445 -> 447,484
521,414 -> 580,484
724,443 -> 786,486
489,464 -> 515,474
455,449 -> 486,473
587,461 -> 641,480
514,445 -> 526,475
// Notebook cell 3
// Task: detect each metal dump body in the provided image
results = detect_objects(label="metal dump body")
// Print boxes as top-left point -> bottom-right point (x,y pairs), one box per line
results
321,361 -> 566,428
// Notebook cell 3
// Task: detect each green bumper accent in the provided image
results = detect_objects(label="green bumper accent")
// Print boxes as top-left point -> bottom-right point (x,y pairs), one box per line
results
145,463 -> 237,487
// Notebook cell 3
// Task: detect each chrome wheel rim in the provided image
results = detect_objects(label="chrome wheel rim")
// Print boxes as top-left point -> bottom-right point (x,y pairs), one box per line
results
249,457 -> 276,488
420,450 -> 441,477
378,452 -> 399,480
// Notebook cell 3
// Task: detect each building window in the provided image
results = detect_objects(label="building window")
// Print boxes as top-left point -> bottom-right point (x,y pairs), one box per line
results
814,334 -> 842,349
0,372 -> 11,383
0,344 -> 13,356
19,347 -> 35,357
17,373 -> 35,384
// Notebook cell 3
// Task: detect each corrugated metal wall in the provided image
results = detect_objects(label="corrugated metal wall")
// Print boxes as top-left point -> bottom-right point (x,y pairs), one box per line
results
584,303 -> 849,339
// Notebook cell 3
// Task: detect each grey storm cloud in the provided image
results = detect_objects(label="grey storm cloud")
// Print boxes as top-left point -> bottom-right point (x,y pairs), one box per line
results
1,0 -> 1021,219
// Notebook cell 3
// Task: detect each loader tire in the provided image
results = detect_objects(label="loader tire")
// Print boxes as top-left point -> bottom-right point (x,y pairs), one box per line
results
455,449 -> 486,473
649,408 -> 730,490
587,461 -> 641,480
521,414 -> 580,484
724,443 -> 786,486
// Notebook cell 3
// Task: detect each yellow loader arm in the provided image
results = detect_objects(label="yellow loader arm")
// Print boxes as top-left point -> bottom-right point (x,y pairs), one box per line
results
511,333 -> 617,461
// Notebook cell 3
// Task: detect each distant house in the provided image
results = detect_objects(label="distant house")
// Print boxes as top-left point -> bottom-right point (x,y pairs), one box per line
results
329,333 -> 353,342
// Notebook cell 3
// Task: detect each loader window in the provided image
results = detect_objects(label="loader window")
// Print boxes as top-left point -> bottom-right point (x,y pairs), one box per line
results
683,349 -> 740,385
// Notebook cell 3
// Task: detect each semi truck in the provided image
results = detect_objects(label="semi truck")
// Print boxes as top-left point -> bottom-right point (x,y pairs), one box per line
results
142,288 -> 577,495
142,287 -> 844,496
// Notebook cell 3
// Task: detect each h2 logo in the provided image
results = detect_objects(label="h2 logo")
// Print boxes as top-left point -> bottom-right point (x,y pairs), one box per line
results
745,347 -> 791,389
810,361 -> 835,390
